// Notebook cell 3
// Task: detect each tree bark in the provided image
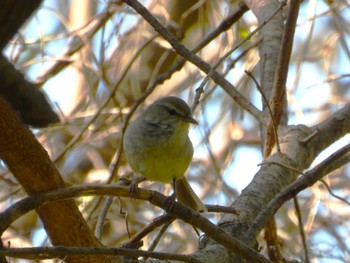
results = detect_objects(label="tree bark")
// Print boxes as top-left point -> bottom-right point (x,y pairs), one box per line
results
0,98 -> 115,263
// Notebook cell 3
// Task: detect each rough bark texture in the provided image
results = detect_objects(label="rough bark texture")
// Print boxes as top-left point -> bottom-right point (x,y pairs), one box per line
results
0,98 -> 115,263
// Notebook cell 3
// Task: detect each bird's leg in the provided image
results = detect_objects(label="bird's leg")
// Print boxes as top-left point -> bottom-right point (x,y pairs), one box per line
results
128,175 -> 146,194
120,175 -> 146,194
161,178 -> 177,211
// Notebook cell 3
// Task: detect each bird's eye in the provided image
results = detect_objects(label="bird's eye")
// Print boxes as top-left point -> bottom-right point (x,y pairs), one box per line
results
168,108 -> 177,115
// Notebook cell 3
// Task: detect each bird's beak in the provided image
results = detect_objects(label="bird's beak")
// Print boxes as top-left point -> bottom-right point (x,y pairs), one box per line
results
183,116 -> 198,125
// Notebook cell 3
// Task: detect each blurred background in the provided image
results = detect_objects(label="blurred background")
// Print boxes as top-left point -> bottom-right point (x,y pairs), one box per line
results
1,1 -> 350,262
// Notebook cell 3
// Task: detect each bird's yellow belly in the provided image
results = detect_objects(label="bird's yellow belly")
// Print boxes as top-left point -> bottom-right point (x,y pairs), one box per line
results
139,143 -> 189,183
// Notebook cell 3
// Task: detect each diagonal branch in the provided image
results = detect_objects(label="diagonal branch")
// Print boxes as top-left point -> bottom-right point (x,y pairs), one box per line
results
34,8 -> 114,86
0,1 -> 60,127
219,103 -> 350,246
0,55 -> 59,127
121,0 -> 263,122
249,142 -> 350,238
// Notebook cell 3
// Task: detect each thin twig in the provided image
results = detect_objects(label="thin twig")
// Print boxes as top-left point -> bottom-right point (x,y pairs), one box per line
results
193,2 -> 285,111
121,0 -> 263,122
320,179 -> 350,206
121,214 -> 174,249
94,196 -> 113,240
35,8 -> 114,85
300,129 -> 318,144
0,246 -> 200,262
293,197 -> 310,263
246,70 -> 281,153
53,34 -> 157,163
147,220 -> 173,254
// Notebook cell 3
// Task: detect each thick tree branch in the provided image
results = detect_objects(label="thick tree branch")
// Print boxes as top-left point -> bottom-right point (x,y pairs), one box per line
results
311,103 -> 350,155
220,125 -> 313,225
0,55 -> 59,127
0,1 -> 60,127
0,98 -> 113,263
250,142 -> 350,238
255,2 -> 300,259
217,104 -> 350,257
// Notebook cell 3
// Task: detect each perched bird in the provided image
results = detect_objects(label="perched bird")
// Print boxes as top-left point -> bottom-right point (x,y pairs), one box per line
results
123,96 -> 207,212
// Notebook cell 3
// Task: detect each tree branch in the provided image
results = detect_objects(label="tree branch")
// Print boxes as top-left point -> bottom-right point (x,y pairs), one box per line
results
0,55 -> 59,127
0,98 -> 113,263
0,1 -> 60,127
0,184 -> 271,263
217,103 -> 350,256
121,0 -> 263,122
0,246 -> 200,262
264,0 -> 301,156
249,142 -> 350,238
311,103 -> 350,155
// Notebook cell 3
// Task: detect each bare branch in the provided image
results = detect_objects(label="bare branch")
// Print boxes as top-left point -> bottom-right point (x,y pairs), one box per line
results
0,246 -> 200,262
311,103 -> 350,156
121,0 -> 263,122
250,142 -> 350,237
0,184 -> 271,263
293,197 -> 310,263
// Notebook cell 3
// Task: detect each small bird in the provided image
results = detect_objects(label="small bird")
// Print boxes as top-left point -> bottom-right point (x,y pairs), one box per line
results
123,96 -> 207,212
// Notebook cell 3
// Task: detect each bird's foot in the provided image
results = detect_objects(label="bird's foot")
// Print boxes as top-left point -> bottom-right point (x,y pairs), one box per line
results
119,176 -> 146,194
128,176 -> 146,194
162,192 -> 176,212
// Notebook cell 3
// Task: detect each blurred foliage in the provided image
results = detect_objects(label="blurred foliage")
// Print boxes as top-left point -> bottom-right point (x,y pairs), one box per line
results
1,0 -> 350,262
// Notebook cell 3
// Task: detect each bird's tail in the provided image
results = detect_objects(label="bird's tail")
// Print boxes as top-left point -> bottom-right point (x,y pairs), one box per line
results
175,178 -> 207,212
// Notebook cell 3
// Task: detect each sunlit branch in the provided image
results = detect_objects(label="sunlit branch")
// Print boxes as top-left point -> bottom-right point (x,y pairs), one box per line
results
121,0 -> 263,122
249,143 -> 350,237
